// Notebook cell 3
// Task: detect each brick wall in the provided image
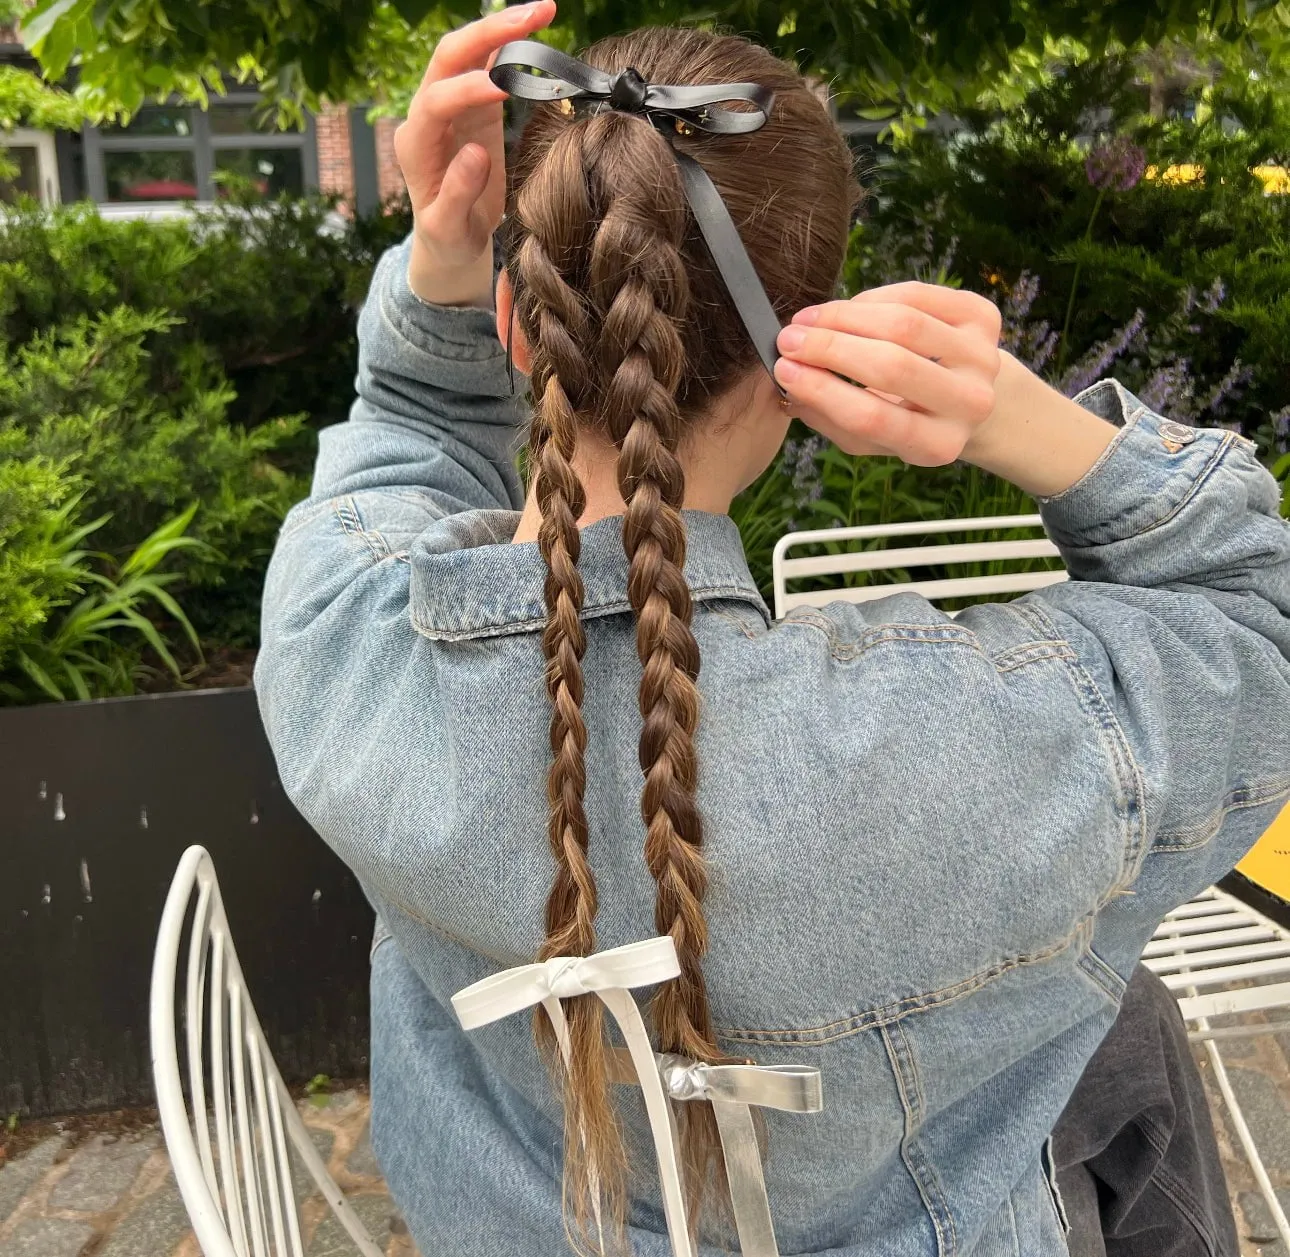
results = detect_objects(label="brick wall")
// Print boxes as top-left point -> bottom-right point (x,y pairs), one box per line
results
315,104 -> 354,213
374,117 -> 406,207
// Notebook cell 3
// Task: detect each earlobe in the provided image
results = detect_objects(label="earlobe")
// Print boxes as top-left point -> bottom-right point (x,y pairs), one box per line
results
495,269 -> 533,377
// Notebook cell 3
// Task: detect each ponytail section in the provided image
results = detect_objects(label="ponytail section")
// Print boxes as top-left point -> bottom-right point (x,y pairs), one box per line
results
503,24 -> 859,1251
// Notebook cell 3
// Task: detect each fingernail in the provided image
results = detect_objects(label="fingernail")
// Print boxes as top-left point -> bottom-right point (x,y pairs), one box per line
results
775,358 -> 802,384
777,325 -> 807,353
793,306 -> 820,326
507,1 -> 539,20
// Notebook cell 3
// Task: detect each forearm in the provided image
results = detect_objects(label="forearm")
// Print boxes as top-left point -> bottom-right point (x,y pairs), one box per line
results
961,351 -> 1120,498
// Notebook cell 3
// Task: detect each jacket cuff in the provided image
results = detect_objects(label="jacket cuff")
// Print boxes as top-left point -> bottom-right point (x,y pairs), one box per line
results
370,236 -> 517,399
1037,378 -> 1245,551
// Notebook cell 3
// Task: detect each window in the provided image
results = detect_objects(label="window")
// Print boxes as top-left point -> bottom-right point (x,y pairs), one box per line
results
0,128 -> 61,205
83,98 -> 317,205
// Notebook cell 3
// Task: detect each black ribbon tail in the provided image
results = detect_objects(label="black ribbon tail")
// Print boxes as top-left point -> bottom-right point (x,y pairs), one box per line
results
671,150 -> 783,390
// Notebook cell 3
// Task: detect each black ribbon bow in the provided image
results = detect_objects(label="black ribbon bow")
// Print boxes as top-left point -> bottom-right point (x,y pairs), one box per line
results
490,40 -> 784,387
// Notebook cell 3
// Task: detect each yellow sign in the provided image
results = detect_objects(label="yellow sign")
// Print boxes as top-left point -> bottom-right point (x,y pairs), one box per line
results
1237,801 -> 1290,902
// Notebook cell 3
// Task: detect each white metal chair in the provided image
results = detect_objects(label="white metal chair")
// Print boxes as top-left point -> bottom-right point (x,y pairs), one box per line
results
771,513 -> 1065,620
1145,888 -> 1290,1249
773,516 -> 1290,1246
150,845 -> 383,1257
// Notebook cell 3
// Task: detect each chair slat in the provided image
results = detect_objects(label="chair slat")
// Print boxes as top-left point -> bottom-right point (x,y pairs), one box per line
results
1143,924 -> 1277,956
1177,981 -> 1290,1023
780,569 -> 1068,613
1157,954 -> 1290,991
781,538 -> 1060,580
1143,939 -> 1290,974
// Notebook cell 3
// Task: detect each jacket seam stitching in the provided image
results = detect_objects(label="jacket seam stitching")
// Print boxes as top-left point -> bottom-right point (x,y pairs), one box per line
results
411,583 -> 768,640
717,918 -> 1091,1043
1154,776 -> 1290,850
882,1022 -> 957,1256
1014,599 -> 1149,889
334,496 -> 390,563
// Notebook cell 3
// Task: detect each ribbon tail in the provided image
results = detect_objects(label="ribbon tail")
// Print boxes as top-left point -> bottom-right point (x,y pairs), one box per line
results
596,988 -> 695,1257
671,148 -> 783,389
711,1100 -> 780,1257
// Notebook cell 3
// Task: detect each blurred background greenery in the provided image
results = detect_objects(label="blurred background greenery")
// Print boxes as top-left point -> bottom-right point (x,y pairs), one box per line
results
1,0 -> 1289,702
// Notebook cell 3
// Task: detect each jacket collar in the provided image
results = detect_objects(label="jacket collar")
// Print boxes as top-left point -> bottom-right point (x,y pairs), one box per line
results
408,509 -> 770,641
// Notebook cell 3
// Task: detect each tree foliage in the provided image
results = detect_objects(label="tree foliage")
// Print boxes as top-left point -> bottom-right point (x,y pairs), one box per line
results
19,0 -> 1281,131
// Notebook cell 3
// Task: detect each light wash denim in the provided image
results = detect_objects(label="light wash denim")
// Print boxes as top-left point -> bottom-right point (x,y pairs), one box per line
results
255,237 -> 1290,1256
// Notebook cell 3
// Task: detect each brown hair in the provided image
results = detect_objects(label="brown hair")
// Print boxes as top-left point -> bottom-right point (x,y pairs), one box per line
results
503,25 -> 858,1248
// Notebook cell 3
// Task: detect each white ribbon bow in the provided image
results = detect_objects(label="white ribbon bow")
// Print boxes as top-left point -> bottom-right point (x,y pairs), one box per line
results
657,1056 -> 823,1257
452,937 -> 697,1257
451,941 -> 826,1257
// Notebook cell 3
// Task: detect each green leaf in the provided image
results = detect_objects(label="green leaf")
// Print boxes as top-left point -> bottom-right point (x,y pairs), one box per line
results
20,0 -> 83,51
16,651 -> 65,701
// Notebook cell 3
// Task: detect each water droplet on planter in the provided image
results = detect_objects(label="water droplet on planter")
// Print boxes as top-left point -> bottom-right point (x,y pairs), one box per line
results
80,859 -> 93,903
41,884 -> 51,906
249,801 -> 259,825
53,793 -> 65,821
311,889 -> 322,905
37,781 -> 47,800
139,807 -> 149,830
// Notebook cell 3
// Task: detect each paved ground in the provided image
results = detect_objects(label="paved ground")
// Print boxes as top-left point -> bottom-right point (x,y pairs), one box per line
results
1,1029 -> 1288,1257
0,1085 -> 417,1257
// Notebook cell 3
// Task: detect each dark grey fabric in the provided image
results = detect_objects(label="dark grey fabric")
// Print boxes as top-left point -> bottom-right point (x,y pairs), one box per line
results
1052,965 -> 1239,1257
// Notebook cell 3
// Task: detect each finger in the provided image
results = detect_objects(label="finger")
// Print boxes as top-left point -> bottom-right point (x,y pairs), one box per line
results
792,299 -> 996,373
775,360 -> 972,466
407,69 -> 507,128
425,1 -> 557,85
776,326 -> 995,422
850,281 -> 1003,338
419,143 -> 493,248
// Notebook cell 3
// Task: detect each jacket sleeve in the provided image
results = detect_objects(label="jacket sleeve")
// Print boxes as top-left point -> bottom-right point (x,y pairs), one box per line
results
1021,379 -> 1290,928
310,234 -> 527,518
255,238 -> 528,834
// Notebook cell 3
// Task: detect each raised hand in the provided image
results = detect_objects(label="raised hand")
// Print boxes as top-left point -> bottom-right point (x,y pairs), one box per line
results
394,0 -> 557,308
774,283 -> 1003,466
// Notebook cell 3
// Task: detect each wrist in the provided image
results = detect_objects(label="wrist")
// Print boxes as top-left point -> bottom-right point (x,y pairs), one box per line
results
962,351 -> 1120,499
407,235 -> 494,310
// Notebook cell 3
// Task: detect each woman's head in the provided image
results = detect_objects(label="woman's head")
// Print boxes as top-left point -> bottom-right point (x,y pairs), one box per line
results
497,25 -> 857,1246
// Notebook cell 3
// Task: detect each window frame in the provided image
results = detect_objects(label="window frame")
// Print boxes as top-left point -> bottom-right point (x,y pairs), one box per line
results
83,93 -> 319,206
2,126 -> 61,205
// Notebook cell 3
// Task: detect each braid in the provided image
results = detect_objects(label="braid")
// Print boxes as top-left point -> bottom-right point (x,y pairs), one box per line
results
584,114 -> 727,1212
515,125 -> 627,1247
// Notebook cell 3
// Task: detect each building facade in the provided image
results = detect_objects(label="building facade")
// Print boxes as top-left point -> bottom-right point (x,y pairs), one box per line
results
1,21 -> 406,216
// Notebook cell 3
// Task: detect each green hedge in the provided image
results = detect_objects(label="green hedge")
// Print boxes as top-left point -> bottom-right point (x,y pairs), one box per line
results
3,55 -> 1290,703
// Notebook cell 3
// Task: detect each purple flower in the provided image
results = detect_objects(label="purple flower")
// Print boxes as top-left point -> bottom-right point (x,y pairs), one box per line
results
1202,359 -> 1253,417
1060,309 -> 1147,397
1085,137 -> 1147,192
1199,277 -> 1227,313
1140,359 -> 1196,420
1272,405 -> 1290,453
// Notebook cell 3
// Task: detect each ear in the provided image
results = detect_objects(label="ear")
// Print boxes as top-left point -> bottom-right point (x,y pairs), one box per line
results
494,269 -> 533,378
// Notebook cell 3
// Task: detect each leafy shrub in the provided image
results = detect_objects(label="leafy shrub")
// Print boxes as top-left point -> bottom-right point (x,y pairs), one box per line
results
0,192 -> 410,703
0,305 -> 308,649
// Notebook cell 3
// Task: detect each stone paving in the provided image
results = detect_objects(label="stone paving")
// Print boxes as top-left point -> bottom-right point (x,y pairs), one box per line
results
1,1036 -> 1288,1257
0,1085 -> 418,1257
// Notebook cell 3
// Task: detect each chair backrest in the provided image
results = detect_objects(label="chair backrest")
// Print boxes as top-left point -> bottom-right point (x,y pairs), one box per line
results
150,845 -> 383,1257
1143,886 -> 1290,1025
771,514 -> 1066,620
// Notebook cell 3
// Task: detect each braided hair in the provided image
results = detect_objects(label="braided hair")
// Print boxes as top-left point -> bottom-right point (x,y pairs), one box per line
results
504,26 -> 859,1250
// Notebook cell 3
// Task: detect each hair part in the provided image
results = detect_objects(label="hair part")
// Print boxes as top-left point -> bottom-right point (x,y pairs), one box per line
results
505,26 -> 859,1251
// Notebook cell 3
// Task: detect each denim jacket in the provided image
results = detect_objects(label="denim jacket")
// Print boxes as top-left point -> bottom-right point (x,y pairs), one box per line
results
255,237 -> 1290,1256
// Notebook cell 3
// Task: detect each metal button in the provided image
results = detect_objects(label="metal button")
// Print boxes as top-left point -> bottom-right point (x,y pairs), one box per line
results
1158,419 -> 1197,445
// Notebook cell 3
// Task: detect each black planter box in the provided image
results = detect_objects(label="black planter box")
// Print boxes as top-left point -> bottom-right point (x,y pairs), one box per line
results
0,687 -> 374,1119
